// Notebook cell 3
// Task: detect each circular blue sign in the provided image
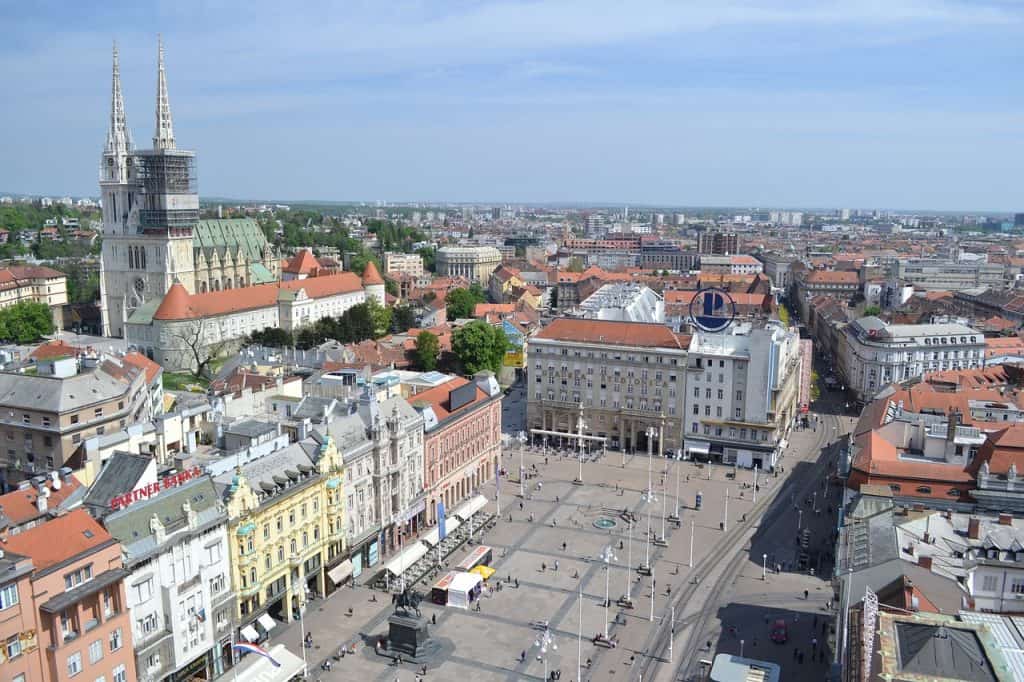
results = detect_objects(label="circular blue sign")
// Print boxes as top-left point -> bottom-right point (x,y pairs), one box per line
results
689,287 -> 737,333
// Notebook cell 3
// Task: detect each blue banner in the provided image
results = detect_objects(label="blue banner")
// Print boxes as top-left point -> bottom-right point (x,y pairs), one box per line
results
437,501 -> 447,541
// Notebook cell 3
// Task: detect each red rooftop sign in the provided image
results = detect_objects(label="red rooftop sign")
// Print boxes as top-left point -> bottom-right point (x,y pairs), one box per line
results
109,466 -> 203,511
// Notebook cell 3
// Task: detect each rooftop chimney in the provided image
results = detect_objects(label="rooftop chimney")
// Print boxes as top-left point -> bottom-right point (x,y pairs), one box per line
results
35,486 -> 50,513
918,555 -> 933,570
968,518 -> 981,539
999,513 -> 1013,526
947,410 -> 961,442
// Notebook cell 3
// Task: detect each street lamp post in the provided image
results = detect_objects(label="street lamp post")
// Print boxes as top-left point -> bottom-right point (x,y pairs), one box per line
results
762,553 -> 767,581
577,581 -> 583,682
517,431 -> 527,498
600,545 -> 617,637
752,464 -> 758,504
292,584 -> 309,677
649,568 -> 656,622
534,625 -> 557,682
670,456 -> 681,523
660,472 -> 668,543
575,403 -> 585,485
798,509 -> 803,531
625,519 -> 634,603
689,519 -> 695,568
723,488 -> 729,532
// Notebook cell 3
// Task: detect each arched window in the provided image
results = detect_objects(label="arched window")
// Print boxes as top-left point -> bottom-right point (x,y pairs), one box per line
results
225,279 -> 232,290
200,281 -> 208,293
128,246 -> 135,269
916,486 -> 932,494
141,247 -> 146,269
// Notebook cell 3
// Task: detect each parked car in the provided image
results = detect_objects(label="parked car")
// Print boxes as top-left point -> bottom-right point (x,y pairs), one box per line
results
770,619 -> 788,644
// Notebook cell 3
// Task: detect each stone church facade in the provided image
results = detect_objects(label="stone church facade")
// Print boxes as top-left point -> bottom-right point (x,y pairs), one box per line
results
99,40 -> 278,338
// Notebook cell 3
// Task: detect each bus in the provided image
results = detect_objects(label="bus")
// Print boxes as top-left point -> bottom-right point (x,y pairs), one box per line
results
455,545 -> 493,572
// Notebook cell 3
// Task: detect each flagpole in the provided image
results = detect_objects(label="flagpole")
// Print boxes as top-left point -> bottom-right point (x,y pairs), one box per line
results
231,629 -> 239,682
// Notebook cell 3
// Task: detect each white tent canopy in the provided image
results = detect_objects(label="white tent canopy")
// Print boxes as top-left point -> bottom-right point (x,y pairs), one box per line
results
421,516 -> 462,547
453,494 -> 488,522
446,570 -> 482,610
382,540 -> 429,577
234,643 -> 305,682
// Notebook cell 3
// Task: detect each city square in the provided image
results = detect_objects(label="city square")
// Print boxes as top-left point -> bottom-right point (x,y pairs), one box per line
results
254,392 -> 850,682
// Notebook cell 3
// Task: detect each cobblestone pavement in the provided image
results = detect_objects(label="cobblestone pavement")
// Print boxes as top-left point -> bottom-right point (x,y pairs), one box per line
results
221,406 -> 851,682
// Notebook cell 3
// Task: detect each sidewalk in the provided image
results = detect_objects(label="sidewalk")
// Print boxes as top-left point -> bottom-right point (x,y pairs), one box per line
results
216,584 -> 393,680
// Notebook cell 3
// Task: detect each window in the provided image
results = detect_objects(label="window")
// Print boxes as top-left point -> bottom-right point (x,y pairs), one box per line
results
0,583 -> 18,610
915,486 -> 932,494
736,390 -> 743,401
947,488 -> 961,497
981,575 -> 999,592
71,414 -> 79,424
132,578 -> 153,602
67,651 -> 83,676
88,639 -> 103,663
21,414 -> 29,424
94,408 -> 103,418
65,565 -> 93,591
1012,579 -> 1024,595
109,627 -> 123,652
6,635 -> 21,660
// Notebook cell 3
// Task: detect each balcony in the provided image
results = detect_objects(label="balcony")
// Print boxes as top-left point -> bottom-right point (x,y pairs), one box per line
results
239,581 -> 262,598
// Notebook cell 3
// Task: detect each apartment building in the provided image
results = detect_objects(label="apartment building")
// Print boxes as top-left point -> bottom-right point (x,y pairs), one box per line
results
526,319 -> 690,454
103,475 -> 235,681
897,258 -> 1005,292
411,374 -> 502,526
383,252 -> 424,277
699,254 -> 764,275
0,266 -> 68,311
682,322 -> 801,470
3,510 -> 136,682
841,317 -> 984,402
216,433 -> 346,639
0,550 -> 42,682
0,355 -> 152,486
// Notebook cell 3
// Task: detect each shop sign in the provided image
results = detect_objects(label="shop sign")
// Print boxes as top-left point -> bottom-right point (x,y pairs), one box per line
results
110,466 -> 204,510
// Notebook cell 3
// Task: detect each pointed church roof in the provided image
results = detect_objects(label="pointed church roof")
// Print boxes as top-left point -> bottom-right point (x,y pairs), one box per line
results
153,35 -> 175,150
153,282 -> 196,320
284,249 -> 321,275
362,261 -> 384,286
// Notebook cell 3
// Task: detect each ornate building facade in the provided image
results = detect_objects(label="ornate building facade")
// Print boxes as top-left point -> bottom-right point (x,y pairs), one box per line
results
99,40 -> 278,338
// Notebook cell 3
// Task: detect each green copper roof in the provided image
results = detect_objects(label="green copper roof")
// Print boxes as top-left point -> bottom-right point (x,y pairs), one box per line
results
126,298 -> 161,325
193,218 -> 270,263
249,262 -> 276,284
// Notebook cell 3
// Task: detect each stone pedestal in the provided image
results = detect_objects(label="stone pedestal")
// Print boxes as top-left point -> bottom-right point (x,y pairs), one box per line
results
387,613 -> 440,663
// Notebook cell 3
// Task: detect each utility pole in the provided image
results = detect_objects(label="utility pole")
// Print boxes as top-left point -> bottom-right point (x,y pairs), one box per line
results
689,519 -> 695,567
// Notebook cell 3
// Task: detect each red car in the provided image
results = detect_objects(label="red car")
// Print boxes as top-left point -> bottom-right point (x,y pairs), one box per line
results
770,619 -> 788,644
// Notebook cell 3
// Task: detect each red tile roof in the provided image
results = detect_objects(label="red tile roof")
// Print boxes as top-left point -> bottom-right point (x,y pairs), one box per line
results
153,273 -> 364,321
122,351 -> 162,383
534,319 -> 689,349
283,249 -> 321,275
3,509 -> 114,572
0,477 -> 82,527
362,261 -> 385,286
412,376 -> 492,424
805,270 -> 859,285
30,339 -> 82,360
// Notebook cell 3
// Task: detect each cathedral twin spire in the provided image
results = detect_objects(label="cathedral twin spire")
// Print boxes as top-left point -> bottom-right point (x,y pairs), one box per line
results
105,37 -> 176,160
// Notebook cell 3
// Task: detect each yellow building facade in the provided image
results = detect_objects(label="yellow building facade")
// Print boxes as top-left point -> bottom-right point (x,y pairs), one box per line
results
223,435 -> 346,630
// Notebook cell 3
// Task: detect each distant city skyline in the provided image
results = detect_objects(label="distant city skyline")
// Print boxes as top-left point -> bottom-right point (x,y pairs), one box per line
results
1,1 -> 1021,211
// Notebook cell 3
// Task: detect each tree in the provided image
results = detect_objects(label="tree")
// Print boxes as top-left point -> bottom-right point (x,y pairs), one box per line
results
863,305 -> 881,317
414,331 -> 440,371
169,318 -> 229,379
445,287 -> 485,320
452,320 -> 509,374
392,303 -> 416,333
0,301 -> 55,343
364,298 -> 392,338
566,257 -> 585,273
247,327 -> 294,347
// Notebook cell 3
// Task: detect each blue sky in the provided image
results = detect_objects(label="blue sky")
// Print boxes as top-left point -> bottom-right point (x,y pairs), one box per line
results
1,1 -> 1022,211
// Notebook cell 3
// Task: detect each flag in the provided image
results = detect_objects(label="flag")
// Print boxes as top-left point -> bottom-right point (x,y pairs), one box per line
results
194,608 -> 206,623
232,642 -> 281,667
437,501 -> 447,541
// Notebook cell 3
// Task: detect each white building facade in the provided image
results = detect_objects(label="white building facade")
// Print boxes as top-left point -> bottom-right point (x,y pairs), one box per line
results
103,475 -> 234,682
683,322 -> 801,470
841,317 -> 984,402
125,273 -> 367,371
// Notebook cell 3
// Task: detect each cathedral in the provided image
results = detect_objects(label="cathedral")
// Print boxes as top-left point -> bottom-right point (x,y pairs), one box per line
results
99,40 -> 279,338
